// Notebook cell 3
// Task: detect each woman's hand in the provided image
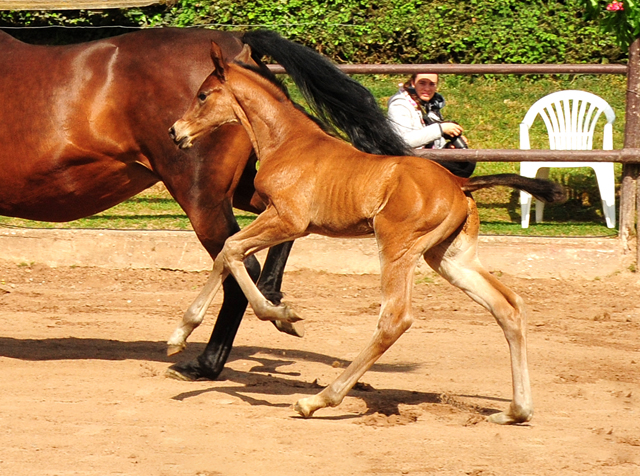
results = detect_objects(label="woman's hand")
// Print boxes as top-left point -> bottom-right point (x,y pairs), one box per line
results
440,122 -> 463,137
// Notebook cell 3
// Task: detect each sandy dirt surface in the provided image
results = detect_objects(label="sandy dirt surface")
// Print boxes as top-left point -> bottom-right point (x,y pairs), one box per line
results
0,248 -> 639,475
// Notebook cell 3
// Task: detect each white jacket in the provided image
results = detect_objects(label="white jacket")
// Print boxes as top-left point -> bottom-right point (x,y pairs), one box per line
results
387,89 -> 445,149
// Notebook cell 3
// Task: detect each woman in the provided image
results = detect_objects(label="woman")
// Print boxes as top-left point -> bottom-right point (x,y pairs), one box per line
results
387,73 -> 476,178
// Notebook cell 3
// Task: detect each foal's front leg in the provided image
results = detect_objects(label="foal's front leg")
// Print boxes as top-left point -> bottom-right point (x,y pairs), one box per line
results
166,241 -> 300,357
257,240 -> 304,337
167,257 -> 230,356
221,208 -> 306,329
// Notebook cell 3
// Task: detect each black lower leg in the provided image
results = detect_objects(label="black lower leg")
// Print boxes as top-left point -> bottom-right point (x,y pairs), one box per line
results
168,254 -> 261,381
257,240 -> 294,306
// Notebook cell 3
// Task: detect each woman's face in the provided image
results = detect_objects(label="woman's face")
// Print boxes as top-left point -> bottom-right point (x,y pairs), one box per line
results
412,73 -> 438,101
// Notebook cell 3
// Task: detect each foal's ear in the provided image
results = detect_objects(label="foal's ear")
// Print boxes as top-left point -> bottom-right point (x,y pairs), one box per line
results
234,44 -> 255,66
210,41 -> 227,82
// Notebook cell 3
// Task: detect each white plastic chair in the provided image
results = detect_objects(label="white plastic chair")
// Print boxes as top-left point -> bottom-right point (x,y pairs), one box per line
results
519,90 -> 616,228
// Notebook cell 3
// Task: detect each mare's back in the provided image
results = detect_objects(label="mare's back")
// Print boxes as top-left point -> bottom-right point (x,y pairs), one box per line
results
0,28 -> 245,165
0,28 -> 243,124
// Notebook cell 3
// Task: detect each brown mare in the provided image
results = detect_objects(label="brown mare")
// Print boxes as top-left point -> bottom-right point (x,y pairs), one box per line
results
169,43 -> 566,424
0,28 -> 409,381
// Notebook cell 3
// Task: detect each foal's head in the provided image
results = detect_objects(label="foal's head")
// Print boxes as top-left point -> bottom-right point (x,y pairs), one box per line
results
169,42 -> 253,149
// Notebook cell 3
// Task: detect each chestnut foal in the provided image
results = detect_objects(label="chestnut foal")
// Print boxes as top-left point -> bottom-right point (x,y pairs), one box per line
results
169,43 -> 565,424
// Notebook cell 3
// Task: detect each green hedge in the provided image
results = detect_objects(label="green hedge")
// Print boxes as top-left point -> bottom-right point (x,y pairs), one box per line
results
0,0 -> 626,64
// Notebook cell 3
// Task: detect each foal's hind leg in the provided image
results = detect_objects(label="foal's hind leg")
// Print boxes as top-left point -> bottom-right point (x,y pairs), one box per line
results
294,242 -> 421,418
424,231 -> 533,424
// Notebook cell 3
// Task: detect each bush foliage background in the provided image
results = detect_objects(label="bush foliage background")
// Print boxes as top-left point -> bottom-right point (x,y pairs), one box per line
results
0,0 -> 627,64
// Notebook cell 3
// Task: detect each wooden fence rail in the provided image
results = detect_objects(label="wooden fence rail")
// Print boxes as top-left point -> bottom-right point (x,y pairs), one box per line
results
411,149 -> 640,163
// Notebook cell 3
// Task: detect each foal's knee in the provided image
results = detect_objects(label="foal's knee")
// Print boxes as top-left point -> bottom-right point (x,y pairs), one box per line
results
377,312 -> 413,348
220,239 -> 245,267
495,300 -> 527,343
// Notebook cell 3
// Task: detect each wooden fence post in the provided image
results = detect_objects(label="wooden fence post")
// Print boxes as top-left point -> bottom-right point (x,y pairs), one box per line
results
621,38 -> 640,254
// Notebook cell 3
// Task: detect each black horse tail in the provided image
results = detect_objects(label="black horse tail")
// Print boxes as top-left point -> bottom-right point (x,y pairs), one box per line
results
242,29 -> 410,156
462,174 -> 567,204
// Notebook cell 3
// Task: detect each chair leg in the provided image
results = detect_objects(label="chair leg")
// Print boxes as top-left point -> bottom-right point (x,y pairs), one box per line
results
533,168 -> 550,224
534,198 -> 545,224
519,163 -> 543,228
520,191 -> 532,228
593,164 -> 616,228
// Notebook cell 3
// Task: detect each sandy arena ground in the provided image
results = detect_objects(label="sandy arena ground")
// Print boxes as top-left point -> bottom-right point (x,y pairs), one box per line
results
0,235 -> 639,475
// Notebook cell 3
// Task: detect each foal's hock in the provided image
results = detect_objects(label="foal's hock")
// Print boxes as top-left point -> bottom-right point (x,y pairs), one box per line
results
169,41 -> 565,424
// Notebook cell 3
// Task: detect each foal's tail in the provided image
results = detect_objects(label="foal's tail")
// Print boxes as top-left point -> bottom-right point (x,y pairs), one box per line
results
461,174 -> 566,204
241,30 -> 410,156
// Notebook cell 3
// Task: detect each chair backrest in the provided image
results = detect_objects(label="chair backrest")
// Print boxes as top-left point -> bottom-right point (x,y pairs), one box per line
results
520,90 -> 615,151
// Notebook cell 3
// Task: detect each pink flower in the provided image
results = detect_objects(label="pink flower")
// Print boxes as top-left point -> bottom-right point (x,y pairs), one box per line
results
606,1 -> 624,11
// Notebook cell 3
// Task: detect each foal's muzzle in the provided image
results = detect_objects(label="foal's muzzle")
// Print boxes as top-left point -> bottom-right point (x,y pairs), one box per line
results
168,124 -> 193,149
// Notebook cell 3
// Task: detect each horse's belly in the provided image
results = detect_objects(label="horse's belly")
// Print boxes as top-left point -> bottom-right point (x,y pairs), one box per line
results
0,161 -> 158,222
307,216 -> 374,238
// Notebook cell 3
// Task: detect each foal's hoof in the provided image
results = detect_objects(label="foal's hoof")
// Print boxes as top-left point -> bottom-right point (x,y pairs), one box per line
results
274,320 -> 305,338
166,343 -> 186,357
257,301 -> 304,323
293,400 -> 315,418
278,303 -> 303,323
487,408 -> 533,425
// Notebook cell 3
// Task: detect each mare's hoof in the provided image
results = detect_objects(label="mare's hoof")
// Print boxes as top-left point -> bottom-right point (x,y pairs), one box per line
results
166,360 -> 212,381
274,320 -> 305,338
167,343 -> 186,357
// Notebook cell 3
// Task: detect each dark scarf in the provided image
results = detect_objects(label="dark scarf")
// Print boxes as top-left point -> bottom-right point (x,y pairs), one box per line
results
419,93 -> 446,125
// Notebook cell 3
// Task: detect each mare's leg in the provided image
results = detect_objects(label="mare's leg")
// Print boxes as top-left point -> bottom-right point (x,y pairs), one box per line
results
182,241 -> 304,379
258,240 -> 294,305
166,257 -> 260,381
423,210 -> 533,424
294,241 -> 420,418
181,257 -> 260,381
162,128 -> 261,380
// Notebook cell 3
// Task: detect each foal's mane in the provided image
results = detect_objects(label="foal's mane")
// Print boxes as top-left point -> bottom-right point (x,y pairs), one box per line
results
233,61 -> 290,99
233,59 -> 338,136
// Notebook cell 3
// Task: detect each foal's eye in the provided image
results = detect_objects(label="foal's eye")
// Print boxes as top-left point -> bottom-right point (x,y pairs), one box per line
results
198,92 -> 208,101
